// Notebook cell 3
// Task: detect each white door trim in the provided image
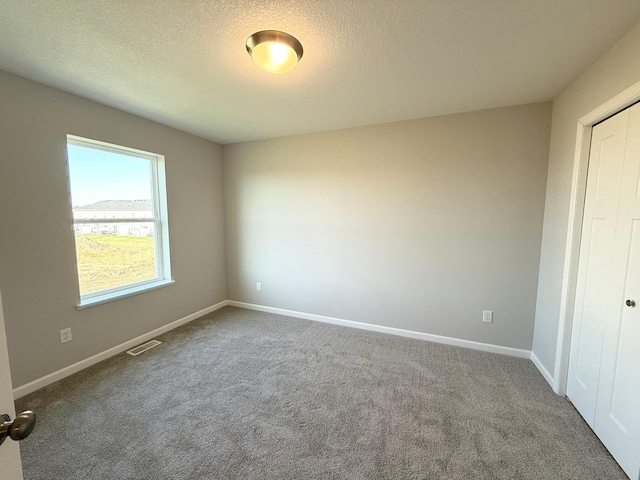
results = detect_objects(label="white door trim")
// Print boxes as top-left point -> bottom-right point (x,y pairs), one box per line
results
554,79 -> 640,396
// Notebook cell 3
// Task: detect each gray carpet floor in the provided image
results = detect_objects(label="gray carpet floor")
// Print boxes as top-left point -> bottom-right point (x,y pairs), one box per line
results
15,306 -> 625,479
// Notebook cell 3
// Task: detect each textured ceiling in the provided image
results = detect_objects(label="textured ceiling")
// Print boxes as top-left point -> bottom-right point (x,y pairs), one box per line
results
1,1 -> 640,144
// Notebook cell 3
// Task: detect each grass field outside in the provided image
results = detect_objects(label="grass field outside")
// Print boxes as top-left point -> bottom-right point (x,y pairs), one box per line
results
75,234 -> 156,295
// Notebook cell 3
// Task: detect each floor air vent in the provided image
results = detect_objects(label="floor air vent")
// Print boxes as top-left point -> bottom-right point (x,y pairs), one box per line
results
126,339 -> 162,356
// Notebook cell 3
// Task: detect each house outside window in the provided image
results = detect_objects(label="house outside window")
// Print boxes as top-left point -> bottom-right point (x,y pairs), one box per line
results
66,135 -> 173,308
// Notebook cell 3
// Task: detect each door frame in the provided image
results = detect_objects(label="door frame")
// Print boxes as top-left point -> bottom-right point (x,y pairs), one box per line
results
554,79 -> 640,396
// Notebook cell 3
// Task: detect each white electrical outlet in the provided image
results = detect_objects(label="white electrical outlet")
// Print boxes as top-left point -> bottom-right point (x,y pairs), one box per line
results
60,327 -> 72,343
482,310 -> 493,323
256,282 -> 262,291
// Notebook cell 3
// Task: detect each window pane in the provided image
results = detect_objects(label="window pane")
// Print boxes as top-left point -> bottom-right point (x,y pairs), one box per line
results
67,139 -> 168,302
67,144 -> 153,211
74,223 -> 157,295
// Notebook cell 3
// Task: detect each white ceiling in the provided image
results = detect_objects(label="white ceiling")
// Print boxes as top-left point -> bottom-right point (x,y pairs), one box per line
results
1,1 -> 640,144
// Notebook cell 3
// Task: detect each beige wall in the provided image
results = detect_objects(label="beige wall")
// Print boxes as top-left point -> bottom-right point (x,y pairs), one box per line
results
0,71 -> 227,388
224,103 -> 552,350
532,21 -> 640,376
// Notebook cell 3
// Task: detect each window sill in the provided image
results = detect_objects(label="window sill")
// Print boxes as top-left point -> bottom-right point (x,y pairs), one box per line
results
76,279 -> 175,310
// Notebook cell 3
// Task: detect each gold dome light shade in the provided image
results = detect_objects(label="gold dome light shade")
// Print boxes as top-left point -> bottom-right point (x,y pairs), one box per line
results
246,30 -> 303,74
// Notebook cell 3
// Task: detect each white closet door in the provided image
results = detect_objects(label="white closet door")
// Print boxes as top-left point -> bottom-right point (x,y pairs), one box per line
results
593,103 -> 640,478
566,108 -> 629,426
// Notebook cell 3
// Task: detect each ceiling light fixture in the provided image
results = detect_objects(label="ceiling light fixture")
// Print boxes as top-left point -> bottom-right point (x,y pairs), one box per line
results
246,30 -> 303,74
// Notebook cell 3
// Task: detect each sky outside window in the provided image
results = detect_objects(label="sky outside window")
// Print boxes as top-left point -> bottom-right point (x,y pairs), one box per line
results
67,144 -> 152,207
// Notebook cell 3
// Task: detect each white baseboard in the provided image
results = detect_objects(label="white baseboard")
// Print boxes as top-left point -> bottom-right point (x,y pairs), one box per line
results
14,299 -> 540,399
13,300 -> 229,399
227,301 -> 532,359
530,351 -> 554,388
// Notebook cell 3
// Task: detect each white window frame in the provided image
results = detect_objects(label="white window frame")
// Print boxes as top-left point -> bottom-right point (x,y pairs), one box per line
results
67,135 -> 173,309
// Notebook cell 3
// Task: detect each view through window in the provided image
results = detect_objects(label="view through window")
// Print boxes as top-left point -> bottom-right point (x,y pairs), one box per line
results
66,135 -> 171,303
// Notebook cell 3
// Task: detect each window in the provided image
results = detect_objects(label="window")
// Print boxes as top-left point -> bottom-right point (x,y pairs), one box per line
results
66,135 -> 173,308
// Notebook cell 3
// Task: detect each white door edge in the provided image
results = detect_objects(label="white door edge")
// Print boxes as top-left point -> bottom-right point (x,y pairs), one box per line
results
0,289 -> 24,479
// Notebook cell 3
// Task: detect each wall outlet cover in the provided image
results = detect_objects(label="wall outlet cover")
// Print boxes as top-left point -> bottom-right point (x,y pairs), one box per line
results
60,327 -> 72,343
